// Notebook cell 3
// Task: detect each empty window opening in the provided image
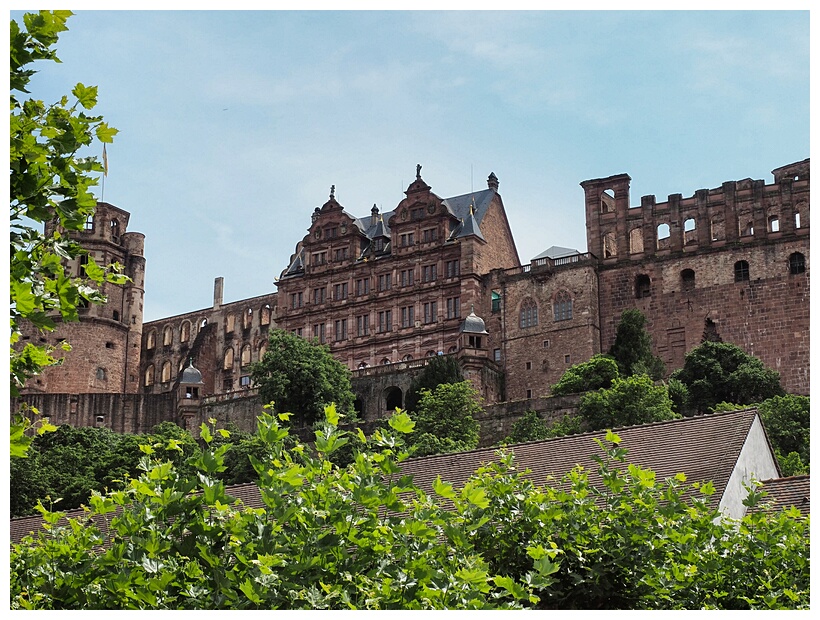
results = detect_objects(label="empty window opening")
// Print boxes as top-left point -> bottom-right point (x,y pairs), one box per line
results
260,305 -> 271,326
105,342 -> 114,349
519,298 -> 538,328
113,310 -> 120,322
553,290 -> 573,322
543,339 -> 550,348
635,274 -> 652,298
681,268 -> 695,291
468,334 -> 483,348
525,361 -> 532,370
259,342 -> 267,359
381,357 -> 391,365
402,354 -> 413,362
243,307 -> 253,329
146,330 -> 156,350
740,220 -> 754,237
110,219 -> 120,242
564,354 -> 571,364
734,260 -> 750,282
789,252 -> 806,275
200,318 -> 208,328
163,326 -> 173,346
526,389 -> 533,399
600,189 -> 615,214
226,314 -> 235,332
768,215 -> 780,233
385,386 -> 403,410
161,361 -> 171,383
657,223 -> 671,250
241,344 -> 252,366
180,321 -> 191,342
96,367 -> 107,380
223,347 -> 234,370
357,361 -> 370,369
629,228 -> 644,254
603,231 -> 617,258
683,218 -> 697,245
144,365 -> 155,386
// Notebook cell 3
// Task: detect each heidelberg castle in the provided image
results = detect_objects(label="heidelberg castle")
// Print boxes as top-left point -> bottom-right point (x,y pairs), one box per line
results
15,159 -> 810,435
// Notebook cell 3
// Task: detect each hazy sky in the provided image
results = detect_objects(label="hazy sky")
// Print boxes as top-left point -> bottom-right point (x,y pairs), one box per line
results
11,6 -> 810,322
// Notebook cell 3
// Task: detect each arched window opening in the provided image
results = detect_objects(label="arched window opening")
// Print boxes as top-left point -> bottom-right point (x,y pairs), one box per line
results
241,344 -> 252,366
96,367 -> 107,381
681,268 -> 695,291
600,189 -> 615,214
447,346 -> 458,354
163,325 -> 173,346
789,252 -> 806,275
657,223 -> 671,250
110,219 -> 120,242
200,318 -> 208,328
385,386 -> 403,411
635,274 -> 651,299
402,354 -> 413,362
243,307 -> 253,330
740,220 -> 754,237
734,260 -> 750,282
357,361 -> 370,369
180,321 -> 191,343
161,361 -> 171,383
426,350 -> 436,357
144,365 -> 155,386
146,330 -> 156,350
628,228 -> 644,254
683,218 -> 697,245
259,342 -> 267,359
768,215 -> 780,233
223,347 -> 234,370
553,290 -> 573,322
380,357 -> 391,365
260,304 -> 271,326
602,231 -> 617,258
519,298 -> 538,329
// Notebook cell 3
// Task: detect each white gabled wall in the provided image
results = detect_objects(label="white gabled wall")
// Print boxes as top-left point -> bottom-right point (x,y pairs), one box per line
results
719,413 -> 780,519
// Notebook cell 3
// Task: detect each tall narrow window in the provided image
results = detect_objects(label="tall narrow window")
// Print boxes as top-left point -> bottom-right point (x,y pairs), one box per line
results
635,274 -> 651,298
519,298 -> 538,328
260,304 -> 271,325
161,361 -> 172,382
681,268 -> 696,291
603,231 -> 617,258
423,301 -> 437,324
223,348 -> 234,370
446,296 -> 461,319
553,291 -> 572,322
734,260 -> 750,282
241,344 -> 252,366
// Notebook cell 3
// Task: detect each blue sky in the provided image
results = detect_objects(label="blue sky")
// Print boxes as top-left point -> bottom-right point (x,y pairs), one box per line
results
10,6 -> 810,323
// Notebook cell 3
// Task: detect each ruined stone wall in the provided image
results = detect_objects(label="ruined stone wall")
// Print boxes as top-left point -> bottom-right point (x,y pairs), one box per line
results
584,160 -> 810,394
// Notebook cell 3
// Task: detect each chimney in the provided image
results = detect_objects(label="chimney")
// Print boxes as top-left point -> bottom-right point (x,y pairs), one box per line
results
213,277 -> 223,309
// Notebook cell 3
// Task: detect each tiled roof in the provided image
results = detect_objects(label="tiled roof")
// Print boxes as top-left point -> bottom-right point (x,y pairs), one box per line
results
11,409 -> 765,545
755,475 -> 810,514
396,409 -> 762,508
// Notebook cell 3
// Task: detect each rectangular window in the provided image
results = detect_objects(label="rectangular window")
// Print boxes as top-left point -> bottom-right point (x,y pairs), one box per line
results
290,292 -> 303,309
334,319 -> 347,341
355,278 -> 370,296
491,291 -> 501,313
312,287 -> 326,305
400,269 -> 414,287
292,327 -> 303,337
377,273 -> 392,292
564,354 -> 571,364
356,314 -> 369,337
422,227 -> 438,243
526,389 -> 532,399
493,348 -> 501,362
423,301 -> 437,324
324,225 -> 338,239
543,340 -> 550,348
446,259 -> 460,278
400,232 -> 415,247
411,207 -> 424,220
525,361 -> 532,370
378,310 -> 392,333
312,323 -> 326,343
422,264 -> 437,283
312,251 -> 327,266
334,247 -> 348,262
401,305 -> 415,328
240,375 -> 251,387
333,282 -> 348,301
446,296 -> 461,319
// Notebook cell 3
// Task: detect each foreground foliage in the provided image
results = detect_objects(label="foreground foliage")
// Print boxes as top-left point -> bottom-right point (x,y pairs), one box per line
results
10,10 -> 123,455
10,407 -> 809,610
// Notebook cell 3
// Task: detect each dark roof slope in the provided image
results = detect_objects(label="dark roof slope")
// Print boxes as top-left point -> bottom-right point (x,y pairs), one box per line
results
755,475 -> 810,514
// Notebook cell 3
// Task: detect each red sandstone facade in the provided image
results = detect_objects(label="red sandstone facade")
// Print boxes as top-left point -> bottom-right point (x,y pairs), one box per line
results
16,160 -> 810,434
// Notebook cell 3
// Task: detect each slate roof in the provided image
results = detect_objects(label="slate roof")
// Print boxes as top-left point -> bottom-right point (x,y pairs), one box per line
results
532,245 -> 582,261
11,409 -> 773,545
755,475 -> 811,514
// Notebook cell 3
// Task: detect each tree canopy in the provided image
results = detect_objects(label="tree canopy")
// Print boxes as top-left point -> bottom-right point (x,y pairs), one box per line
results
249,329 -> 355,427
608,309 -> 665,380
404,354 -> 464,413
550,354 -> 619,396
670,341 -> 784,415
407,381 -> 482,457
578,374 -> 678,431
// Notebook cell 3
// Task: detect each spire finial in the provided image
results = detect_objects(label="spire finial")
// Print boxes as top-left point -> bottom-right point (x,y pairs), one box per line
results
416,163 -> 422,180
330,184 -> 335,199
